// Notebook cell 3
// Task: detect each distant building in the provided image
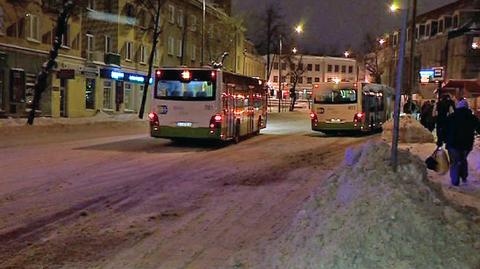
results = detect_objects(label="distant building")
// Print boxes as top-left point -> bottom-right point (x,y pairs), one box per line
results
267,54 -> 358,99
370,0 -> 480,107
0,0 -> 256,118
242,40 -> 266,79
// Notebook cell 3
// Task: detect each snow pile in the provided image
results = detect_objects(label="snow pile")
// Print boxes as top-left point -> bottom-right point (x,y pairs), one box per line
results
382,115 -> 434,143
266,141 -> 480,269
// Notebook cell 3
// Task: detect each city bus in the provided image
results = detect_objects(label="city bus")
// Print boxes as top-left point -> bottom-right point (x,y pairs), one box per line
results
148,67 -> 268,142
310,82 -> 393,134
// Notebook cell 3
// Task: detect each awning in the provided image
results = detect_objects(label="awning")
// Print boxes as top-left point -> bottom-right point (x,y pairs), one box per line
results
442,79 -> 480,96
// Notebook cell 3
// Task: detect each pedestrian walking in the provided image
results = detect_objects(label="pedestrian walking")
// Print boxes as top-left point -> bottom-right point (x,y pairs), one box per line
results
445,99 -> 480,186
428,100 -> 436,132
435,95 -> 455,147
420,100 -> 431,128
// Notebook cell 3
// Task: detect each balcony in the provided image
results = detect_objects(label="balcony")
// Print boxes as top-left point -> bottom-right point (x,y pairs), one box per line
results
104,52 -> 121,66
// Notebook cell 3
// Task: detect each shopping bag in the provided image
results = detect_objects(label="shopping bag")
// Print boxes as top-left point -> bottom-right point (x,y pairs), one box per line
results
425,148 -> 450,175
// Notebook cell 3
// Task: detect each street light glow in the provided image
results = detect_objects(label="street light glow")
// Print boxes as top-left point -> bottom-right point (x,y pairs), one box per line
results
473,42 -> 479,50
292,47 -> 298,54
344,51 -> 350,58
295,25 -> 303,34
389,3 -> 399,12
379,38 -> 386,45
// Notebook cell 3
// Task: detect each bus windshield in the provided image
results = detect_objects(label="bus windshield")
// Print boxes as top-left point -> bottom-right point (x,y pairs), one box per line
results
155,80 -> 215,101
314,88 -> 357,104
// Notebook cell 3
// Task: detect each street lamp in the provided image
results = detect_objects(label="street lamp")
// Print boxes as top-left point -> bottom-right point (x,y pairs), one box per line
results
389,3 -> 399,12
292,47 -> 298,54
473,40 -> 479,49
344,51 -> 350,58
295,25 -> 303,34
379,38 -> 386,46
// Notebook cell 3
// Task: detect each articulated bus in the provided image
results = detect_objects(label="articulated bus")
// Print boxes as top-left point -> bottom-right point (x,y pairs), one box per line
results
310,82 -> 393,134
148,68 -> 268,142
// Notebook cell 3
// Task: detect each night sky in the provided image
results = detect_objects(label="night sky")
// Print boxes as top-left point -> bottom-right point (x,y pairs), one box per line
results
232,0 -> 456,54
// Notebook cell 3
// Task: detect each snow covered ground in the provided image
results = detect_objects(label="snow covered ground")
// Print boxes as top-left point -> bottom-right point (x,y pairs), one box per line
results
1,110 -> 479,268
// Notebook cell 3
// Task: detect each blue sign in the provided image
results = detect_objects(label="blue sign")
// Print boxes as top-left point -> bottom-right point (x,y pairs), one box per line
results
100,68 -> 153,84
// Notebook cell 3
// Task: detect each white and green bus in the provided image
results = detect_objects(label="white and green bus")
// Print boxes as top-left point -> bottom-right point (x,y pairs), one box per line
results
149,68 -> 268,142
310,82 -> 393,134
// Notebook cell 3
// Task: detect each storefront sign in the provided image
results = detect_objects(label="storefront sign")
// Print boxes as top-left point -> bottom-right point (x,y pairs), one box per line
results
57,69 -> 75,79
419,69 -> 434,83
432,67 -> 444,81
100,68 -> 152,84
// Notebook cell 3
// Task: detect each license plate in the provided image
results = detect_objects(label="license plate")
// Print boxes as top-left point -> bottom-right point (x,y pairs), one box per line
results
177,122 -> 192,127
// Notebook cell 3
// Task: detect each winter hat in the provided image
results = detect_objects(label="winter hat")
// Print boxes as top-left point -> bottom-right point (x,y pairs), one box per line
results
456,99 -> 469,109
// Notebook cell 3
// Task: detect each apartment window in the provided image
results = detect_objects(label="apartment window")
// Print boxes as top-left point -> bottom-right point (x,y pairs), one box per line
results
341,65 -> 346,73
167,36 -> 174,55
307,64 -> 312,71
26,14 -> 40,41
307,77 -> 312,84
415,26 -> 419,39
190,15 -> 197,31
290,77 -> 294,83
315,64 -> 320,71
453,15 -> 459,28
0,6 -> 4,35
290,63 -> 295,70
87,0 -> 96,10
103,80 -> 113,109
419,24 -> 426,37
348,66 -> 353,74
281,77 -> 286,83
154,48 -> 159,66
438,19 -> 444,33
445,16 -> 452,29
125,3 -> 135,18
431,21 -> 438,36
139,45 -> 146,63
86,34 -> 94,61
425,24 -> 431,37
281,63 -> 286,70
125,41 -> 133,61
168,5 -> 175,23
61,24 -> 70,47
393,32 -> 398,46
328,64 -> 332,72
104,35 -> 112,53
298,63 -> 304,70
178,9 -> 184,27
298,77 -> 303,84
124,83 -> 133,111
191,44 -> 196,61
273,62 -> 279,70
273,76 -> 278,83
314,77 -> 320,82
86,78 -> 95,109
334,65 -> 339,72
176,39 -> 182,57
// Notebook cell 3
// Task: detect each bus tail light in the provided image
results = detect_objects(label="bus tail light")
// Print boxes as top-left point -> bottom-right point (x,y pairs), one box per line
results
354,112 -> 365,123
310,112 -> 318,126
148,112 -> 159,126
209,114 -> 222,133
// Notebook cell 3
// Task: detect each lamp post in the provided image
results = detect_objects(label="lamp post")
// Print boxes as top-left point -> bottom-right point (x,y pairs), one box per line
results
390,0 -> 411,171
408,0 -> 417,113
278,35 -> 283,113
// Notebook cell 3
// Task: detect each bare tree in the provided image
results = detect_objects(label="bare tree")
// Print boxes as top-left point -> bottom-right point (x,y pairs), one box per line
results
251,3 -> 285,81
285,54 -> 305,111
137,0 -> 165,119
362,33 -> 383,84
27,0 -> 75,125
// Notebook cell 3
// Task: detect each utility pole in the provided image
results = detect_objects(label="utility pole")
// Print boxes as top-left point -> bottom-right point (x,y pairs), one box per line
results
408,0 -> 417,111
201,0 -> 205,66
391,0 -> 411,171
278,35 -> 282,113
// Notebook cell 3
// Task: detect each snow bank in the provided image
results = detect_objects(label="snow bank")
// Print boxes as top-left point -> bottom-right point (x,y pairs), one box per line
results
266,141 -> 480,269
382,115 -> 434,143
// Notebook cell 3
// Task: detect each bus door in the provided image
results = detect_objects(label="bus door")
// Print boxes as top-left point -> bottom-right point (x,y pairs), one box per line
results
225,84 -> 236,138
247,86 -> 255,134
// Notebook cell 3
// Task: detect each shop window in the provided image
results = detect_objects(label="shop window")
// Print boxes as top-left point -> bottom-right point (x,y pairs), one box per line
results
103,80 -> 113,109
124,83 -> 133,111
86,78 -> 95,109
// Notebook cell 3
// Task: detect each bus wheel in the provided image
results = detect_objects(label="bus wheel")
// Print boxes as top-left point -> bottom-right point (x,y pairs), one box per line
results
234,121 -> 241,144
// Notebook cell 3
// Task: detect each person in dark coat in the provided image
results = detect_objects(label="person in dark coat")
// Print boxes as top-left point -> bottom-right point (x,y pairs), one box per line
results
436,95 -> 455,147
445,99 -> 480,186
420,100 -> 432,129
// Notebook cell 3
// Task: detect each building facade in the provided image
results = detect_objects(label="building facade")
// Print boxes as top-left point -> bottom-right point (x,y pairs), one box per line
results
369,0 -> 480,104
0,0 -> 255,118
268,54 -> 358,99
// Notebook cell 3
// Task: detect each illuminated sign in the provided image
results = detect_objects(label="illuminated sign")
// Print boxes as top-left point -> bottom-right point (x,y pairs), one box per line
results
419,69 -> 434,83
111,71 -> 124,80
432,67 -> 444,81
128,75 -> 145,83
